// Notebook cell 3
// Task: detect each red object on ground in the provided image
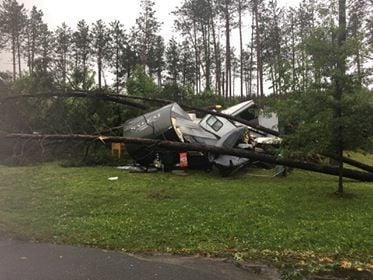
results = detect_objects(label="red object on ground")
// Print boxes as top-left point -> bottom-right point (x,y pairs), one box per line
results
179,152 -> 188,168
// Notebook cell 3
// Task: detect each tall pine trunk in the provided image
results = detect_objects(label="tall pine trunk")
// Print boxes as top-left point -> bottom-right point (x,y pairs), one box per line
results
238,0 -> 244,99
207,0 -> 221,96
291,15 -> 296,92
202,25 -> 211,92
254,0 -> 264,97
335,0 -> 347,194
11,33 -> 16,81
192,20 -> 200,94
98,47 -> 102,90
249,10 -> 255,97
116,43 -> 119,94
224,0 -> 231,99
62,53 -> 67,91
31,34 -> 35,74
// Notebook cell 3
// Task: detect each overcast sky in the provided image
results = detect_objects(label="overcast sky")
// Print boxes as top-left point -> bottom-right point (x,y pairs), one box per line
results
19,0 -> 301,34
1,0 -> 302,71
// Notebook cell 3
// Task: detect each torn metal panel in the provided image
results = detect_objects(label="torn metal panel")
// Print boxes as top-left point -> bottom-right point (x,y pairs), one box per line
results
208,127 -> 250,171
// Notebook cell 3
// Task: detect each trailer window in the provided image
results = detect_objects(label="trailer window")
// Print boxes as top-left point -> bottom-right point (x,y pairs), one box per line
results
237,107 -> 258,121
206,116 -> 223,131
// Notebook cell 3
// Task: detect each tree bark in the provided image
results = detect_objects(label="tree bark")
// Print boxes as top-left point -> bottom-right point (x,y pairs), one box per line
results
98,52 -> 102,90
238,0 -> 244,99
207,0 -> 221,96
116,41 -> 119,94
16,35 -> 22,78
325,154 -> 373,174
335,0 -> 347,193
249,10 -> 255,97
12,34 -> 16,81
254,0 -> 264,97
192,19 -> 200,94
225,0 -> 231,99
291,14 -> 296,93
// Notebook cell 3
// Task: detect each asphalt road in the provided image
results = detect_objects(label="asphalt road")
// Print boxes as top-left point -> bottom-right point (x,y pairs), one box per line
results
0,240 -> 279,280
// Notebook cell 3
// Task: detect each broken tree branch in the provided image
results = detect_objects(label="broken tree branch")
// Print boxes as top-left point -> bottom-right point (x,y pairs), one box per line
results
0,90 -> 279,136
0,91 -> 147,110
324,153 -> 373,174
2,133 -> 373,182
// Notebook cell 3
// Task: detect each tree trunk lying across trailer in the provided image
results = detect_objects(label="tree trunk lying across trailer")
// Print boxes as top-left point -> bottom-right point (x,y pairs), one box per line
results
2,133 -> 373,182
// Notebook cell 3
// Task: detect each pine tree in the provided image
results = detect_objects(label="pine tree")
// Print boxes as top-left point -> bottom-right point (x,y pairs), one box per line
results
72,20 -> 91,90
133,0 -> 162,72
123,28 -> 140,81
207,0 -> 222,96
39,23 -> 53,74
173,0 -> 212,94
219,0 -> 234,98
0,0 -> 27,80
348,0 -> 368,86
236,0 -> 249,98
274,0 -> 373,194
165,38 -> 180,85
91,19 -> 110,90
334,0 -> 347,193
179,39 -> 196,87
54,22 -> 72,89
252,0 -> 264,97
24,6 -> 44,75
109,20 -> 126,94
149,35 -> 165,86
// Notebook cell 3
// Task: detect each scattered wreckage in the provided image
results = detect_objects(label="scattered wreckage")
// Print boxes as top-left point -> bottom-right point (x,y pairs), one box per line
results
122,100 -> 282,175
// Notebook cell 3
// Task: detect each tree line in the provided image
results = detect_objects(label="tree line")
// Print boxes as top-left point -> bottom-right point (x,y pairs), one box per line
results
0,0 -> 371,98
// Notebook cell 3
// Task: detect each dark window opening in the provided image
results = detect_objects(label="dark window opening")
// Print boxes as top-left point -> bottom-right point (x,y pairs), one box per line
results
237,107 -> 258,121
206,116 -> 223,132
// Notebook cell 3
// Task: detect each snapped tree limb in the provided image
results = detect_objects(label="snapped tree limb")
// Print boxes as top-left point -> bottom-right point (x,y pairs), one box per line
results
324,153 -> 373,174
0,91 -> 147,110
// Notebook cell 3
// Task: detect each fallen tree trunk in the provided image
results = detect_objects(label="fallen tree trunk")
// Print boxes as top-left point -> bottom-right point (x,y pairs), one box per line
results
2,133 -> 373,182
324,154 -> 373,174
0,91 -> 147,110
0,91 -> 279,136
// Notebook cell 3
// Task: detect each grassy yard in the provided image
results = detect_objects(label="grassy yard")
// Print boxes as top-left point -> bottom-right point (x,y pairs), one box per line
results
0,160 -> 372,270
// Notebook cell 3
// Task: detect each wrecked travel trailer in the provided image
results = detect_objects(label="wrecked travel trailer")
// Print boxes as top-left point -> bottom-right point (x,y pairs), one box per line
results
122,101 -> 280,175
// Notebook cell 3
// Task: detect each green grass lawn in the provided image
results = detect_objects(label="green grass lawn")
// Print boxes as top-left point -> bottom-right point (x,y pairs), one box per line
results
0,161 -> 372,269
